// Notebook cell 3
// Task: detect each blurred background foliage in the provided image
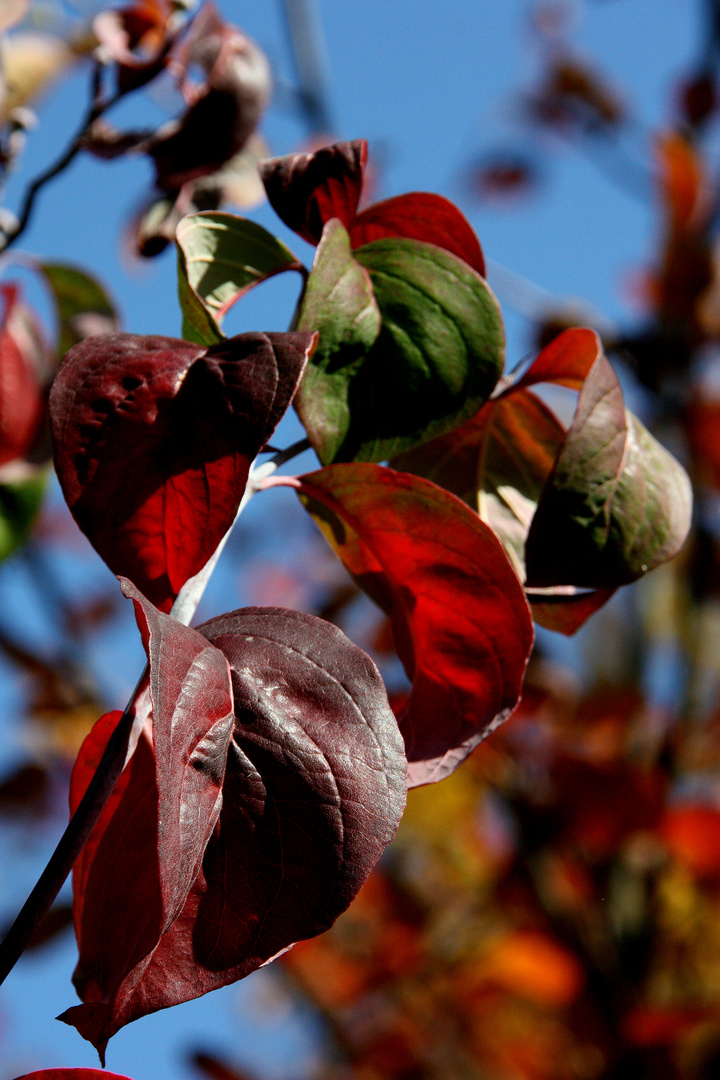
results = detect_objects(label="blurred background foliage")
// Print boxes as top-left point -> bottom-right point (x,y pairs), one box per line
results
4,1 -> 720,1079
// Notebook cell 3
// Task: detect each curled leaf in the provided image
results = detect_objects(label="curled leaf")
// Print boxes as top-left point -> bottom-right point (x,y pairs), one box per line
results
147,5 -> 271,194
295,464 -> 534,786
50,331 -> 314,610
176,212 -> 302,345
260,139 -> 367,245
122,579 -> 235,925
526,354 -> 693,588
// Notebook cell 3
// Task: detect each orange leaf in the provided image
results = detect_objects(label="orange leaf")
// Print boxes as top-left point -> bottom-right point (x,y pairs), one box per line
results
480,930 -> 584,1008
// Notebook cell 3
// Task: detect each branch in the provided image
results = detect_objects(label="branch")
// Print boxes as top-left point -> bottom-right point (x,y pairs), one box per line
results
279,0 -> 336,135
0,59 -> 118,254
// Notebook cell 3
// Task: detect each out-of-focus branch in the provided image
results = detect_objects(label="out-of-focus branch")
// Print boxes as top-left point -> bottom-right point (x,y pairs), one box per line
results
280,0 -> 335,136
0,59 -> 119,254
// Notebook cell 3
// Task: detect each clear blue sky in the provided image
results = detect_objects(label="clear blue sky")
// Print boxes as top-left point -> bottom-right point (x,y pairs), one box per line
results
0,1 -> 703,1077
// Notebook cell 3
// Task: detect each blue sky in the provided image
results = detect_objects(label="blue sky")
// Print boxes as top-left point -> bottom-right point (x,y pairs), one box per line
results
0,1 -> 704,1077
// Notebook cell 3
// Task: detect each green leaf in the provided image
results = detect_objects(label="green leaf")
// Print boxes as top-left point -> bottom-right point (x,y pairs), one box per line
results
294,219 -> 382,463
525,355 -> 693,588
39,263 -> 117,357
0,467 -> 48,562
176,212 -> 302,346
298,233 -> 504,463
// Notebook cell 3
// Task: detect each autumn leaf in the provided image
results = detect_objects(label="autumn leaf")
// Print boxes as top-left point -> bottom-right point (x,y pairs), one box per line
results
61,600 -> 406,1057
50,331 -> 314,610
293,463 -> 533,785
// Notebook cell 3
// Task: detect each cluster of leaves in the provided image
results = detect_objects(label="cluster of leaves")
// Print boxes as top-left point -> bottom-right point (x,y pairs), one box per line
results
0,6 -> 699,1078
0,129 -> 688,1071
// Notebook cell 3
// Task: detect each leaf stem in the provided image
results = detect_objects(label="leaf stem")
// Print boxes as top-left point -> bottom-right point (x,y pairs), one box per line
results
0,437 -> 314,984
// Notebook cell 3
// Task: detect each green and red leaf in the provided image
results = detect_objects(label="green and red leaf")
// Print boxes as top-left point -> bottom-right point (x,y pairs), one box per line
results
350,192 -> 485,276
525,353 -> 693,588
296,225 -> 504,463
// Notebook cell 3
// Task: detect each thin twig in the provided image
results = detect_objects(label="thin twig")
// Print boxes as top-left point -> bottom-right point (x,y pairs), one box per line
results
0,60 -> 119,254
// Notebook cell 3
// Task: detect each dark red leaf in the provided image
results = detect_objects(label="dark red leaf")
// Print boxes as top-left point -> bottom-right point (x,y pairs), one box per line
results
121,578 -> 234,924
50,331 -> 313,611
62,605 -> 405,1055
260,140 -> 367,245
65,711 -> 161,1062
294,464 -> 534,786
350,192 -> 485,276
12,1071 -> 135,1080
0,284 -> 45,467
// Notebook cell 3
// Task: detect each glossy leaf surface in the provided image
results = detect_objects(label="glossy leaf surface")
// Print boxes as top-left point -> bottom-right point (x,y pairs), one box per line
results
526,354 -> 693,587
296,227 -> 504,463
350,192 -> 486,276
294,219 -> 381,463
50,331 -> 313,610
260,139 -> 366,245
393,329 -> 625,629
295,464 -> 534,785
176,212 -> 302,346
62,605 -> 406,1055
122,580 -> 235,925
352,238 -> 503,460
394,389 -> 565,580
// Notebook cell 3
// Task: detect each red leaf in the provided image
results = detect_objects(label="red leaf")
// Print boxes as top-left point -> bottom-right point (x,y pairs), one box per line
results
260,140 -> 367,246
122,578 -> 235,925
662,805 -> 720,879
294,464 -> 534,786
527,586 -> 616,634
50,331 -> 313,611
508,325 -> 602,394
66,716 -> 161,1060
12,1071 -> 135,1080
0,284 -> 45,467
62,606 -> 405,1055
350,192 -> 486,276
